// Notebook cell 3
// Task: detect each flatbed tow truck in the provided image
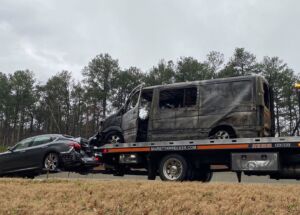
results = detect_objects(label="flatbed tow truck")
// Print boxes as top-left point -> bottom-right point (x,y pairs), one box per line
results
93,80 -> 300,182
97,136 -> 300,182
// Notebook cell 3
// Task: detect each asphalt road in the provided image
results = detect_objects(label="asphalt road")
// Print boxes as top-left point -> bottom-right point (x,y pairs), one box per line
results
37,170 -> 300,184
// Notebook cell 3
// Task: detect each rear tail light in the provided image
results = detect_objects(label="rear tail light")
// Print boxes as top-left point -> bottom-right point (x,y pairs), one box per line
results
68,142 -> 81,150
101,148 -> 108,153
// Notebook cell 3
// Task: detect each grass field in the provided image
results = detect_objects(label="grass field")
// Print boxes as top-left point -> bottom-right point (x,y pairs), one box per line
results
0,179 -> 299,215
0,145 -> 6,152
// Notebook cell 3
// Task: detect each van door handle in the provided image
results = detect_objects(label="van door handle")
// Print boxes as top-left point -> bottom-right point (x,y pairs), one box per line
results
19,150 -> 26,153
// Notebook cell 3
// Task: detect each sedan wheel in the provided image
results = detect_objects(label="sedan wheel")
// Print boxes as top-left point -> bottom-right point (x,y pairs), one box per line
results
44,153 -> 59,171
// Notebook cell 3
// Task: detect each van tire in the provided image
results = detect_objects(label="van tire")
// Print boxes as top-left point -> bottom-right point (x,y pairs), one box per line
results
209,127 -> 236,139
103,131 -> 124,144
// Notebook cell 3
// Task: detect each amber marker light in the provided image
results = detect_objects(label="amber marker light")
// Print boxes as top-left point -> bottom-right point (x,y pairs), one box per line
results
294,83 -> 300,89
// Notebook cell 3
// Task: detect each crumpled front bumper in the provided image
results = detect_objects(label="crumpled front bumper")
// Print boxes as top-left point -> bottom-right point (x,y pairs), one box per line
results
88,132 -> 103,147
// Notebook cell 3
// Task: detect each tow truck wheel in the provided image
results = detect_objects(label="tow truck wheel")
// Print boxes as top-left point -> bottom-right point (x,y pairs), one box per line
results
187,166 -> 213,182
196,171 -> 213,182
159,154 -> 188,181
113,166 -> 125,176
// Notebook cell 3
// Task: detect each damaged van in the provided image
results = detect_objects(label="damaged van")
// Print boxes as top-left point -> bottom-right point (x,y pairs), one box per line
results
93,75 -> 273,145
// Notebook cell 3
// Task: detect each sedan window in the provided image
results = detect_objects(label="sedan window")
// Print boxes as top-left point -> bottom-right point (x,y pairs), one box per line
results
14,138 -> 34,150
31,136 -> 54,147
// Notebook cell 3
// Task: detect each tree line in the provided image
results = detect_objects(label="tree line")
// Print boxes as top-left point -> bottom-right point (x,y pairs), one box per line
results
0,48 -> 299,146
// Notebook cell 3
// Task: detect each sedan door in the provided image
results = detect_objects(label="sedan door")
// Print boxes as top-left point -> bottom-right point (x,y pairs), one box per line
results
26,135 -> 55,168
0,151 -> 15,174
1,137 -> 34,173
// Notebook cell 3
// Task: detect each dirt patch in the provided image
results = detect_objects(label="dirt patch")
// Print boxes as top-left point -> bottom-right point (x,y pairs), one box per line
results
0,178 -> 299,215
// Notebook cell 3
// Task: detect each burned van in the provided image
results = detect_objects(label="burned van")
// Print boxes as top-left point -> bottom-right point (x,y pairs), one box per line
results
94,75 -> 273,145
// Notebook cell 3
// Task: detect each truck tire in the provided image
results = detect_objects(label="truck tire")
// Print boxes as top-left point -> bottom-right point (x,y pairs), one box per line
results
188,165 -> 213,182
159,154 -> 188,181
113,166 -> 125,176
147,160 -> 157,180
195,171 -> 213,182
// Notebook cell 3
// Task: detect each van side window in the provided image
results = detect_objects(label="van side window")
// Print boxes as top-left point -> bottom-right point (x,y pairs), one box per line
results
185,87 -> 197,107
159,87 -> 197,109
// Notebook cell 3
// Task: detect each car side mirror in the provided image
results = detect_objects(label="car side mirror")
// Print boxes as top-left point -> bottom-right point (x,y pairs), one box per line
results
7,147 -> 13,152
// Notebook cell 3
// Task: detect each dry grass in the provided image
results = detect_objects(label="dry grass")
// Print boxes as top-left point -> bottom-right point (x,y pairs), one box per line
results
0,179 -> 299,215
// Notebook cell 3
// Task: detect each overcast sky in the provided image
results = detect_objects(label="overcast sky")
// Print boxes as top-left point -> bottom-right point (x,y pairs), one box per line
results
0,0 -> 299,81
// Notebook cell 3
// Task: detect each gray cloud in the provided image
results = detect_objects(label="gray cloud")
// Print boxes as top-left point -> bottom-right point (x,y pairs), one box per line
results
0,0 -> 299,81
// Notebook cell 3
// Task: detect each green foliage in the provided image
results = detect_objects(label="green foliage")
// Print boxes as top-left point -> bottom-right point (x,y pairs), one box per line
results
38,71 -> 72,134
175,57 -> 212,82
82,53 -> 119,117
258,57 -> 299,135
111,67 -> 145,109
144,60 -> 175,86
205,51 -> 224,76
218,48 -> 259,78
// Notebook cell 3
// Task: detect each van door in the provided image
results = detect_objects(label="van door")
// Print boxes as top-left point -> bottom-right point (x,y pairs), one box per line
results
150,87 -> 199,141
121,85 -> 142,142
174,87 -> 199,139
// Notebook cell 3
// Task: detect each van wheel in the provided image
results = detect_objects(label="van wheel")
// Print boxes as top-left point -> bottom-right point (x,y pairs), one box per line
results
214,130 -> 230,139
159,154 -> 188,181
104,131 -> 124,144
210,128 -> 236,139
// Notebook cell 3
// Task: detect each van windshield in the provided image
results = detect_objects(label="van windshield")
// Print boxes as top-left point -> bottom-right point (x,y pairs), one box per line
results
126,91 -> 139,112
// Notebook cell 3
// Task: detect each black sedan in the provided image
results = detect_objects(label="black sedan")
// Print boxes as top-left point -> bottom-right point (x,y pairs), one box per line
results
0,134 -> 98,178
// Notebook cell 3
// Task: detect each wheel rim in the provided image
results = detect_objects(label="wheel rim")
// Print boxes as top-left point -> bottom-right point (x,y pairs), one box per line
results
163,158 -> 183,180
108,135 -> 121,144
44,153 -> 59,171
214,130 -> 230,139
